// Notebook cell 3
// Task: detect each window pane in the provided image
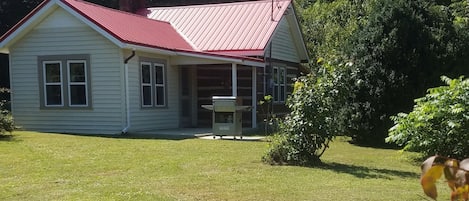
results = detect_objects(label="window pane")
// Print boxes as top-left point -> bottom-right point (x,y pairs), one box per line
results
156,86 -> 164,106
141,64 -> 151,84
273,68 -> 278,84
45,63 -> 61,83
155,65 -> 164,84
280,86 -> 285,102
69,62 -> 85,82
70,85 -> 87,105
142,86 -> 152,106
280,68 -> 286,84
46,85 -> 62,105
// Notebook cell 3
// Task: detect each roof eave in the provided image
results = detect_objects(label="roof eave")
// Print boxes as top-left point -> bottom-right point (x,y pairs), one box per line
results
123,43 -> 264,67
176,50 -> 265,67
123,44 -> 177,56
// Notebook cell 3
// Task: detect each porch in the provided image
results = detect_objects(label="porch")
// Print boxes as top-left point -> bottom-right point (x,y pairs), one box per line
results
177,62 -> 265,129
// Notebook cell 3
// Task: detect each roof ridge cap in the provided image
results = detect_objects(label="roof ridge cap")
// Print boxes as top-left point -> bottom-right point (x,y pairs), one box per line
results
148,0 -> 290,10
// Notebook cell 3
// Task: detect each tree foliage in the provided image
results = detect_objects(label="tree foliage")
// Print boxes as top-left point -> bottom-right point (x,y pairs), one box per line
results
294,0 -> 469,145
343,0 -> 469,144
386,76 -> 469,159
296,0 -> 368,62
263,61 -> 349,165
0,88 -> 13,135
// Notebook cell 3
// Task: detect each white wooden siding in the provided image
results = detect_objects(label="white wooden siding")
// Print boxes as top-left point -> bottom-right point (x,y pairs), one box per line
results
124,50 -> 180,132
9,8 -> 123,134
36,7 -> 86,29
269,17 -> 301,63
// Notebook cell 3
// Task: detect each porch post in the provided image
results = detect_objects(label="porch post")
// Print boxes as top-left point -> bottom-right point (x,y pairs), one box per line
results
231,63 -> 237,96
251,67 -> 257,128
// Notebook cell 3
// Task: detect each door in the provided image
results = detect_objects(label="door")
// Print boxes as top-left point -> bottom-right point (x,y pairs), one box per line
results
180,67 -> 196,127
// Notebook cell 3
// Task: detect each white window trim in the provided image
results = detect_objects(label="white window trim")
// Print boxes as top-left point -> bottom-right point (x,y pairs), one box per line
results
43,61 -> 64,107
140,61 -> 167,108
38,54 -> 91,109
67,60 -> 89,107
141,62 -> 153,107
279,67 -> 286,103
154,63 -> 166,107
273,66 -> 287,103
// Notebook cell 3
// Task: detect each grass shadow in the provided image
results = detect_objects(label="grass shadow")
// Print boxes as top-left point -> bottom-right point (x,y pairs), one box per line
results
348,140 -> 402,150
69,133 -> 198,140
0,134 -> 18,141
317,162 -> 419,179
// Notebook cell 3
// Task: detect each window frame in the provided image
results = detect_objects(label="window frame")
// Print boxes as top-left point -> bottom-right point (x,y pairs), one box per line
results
154,63 -> 166,107
273,66 -> 287,103
43,61 -> 64,107
38,54 -> 91,109
140,62 -> 153,107
139,59 -> 167,108
67,60 -> 89,107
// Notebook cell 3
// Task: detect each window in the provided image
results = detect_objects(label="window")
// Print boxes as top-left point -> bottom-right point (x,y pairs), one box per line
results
39,55 -> 91,108
68,60 -> 88,106
273,66 -> 287,103
44,61 -> 63,106
141,62 -> 152,106
140,61 -> 166,107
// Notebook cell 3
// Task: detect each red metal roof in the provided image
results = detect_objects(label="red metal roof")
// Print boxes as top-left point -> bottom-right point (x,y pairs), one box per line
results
62,0 -> 194,51
146,0 -> 291,53
0,0 -> 274,63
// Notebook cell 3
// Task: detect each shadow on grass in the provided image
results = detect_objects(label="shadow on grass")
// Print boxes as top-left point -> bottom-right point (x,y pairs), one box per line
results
347,139 -> 402,150
317,162 -> 419,179
68,133 -> 198,141
0,134 -> 18,141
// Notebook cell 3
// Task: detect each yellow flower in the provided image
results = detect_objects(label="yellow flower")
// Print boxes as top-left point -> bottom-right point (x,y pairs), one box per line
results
294,81 -> 304,92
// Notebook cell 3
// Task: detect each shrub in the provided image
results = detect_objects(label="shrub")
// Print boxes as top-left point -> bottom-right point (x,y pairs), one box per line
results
386,76 -> 469,159
262,133 -> 290,165
0,88 -> 14,135
263,62 -> 348,165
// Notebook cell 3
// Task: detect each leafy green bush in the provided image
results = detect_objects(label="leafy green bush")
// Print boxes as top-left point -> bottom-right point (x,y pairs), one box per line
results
262,133 -> 290,165
263,62 -> 348,165
0,88 -> 14,135
386,76 -> 469,159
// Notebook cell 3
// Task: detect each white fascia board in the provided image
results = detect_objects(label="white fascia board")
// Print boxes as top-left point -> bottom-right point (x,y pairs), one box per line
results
56,1 -> 125,49
176,51 -> 265,67
123,44 -> 177,56
0,1 -> 58,54
241,59 -> 265,68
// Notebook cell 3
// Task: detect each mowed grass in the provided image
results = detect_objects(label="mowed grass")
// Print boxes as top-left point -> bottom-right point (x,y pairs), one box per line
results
0,131 -> 450,200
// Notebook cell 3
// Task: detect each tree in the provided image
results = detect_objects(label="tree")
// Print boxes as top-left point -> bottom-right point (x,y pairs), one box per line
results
296,0 -> 368,64
263,60 -> 350,165
341,0 -> 469,144
386,76 -> 469,159
0,88 -> 13,135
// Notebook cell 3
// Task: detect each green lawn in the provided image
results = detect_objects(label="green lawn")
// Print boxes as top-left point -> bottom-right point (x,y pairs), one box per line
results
0,131 -> 450,200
